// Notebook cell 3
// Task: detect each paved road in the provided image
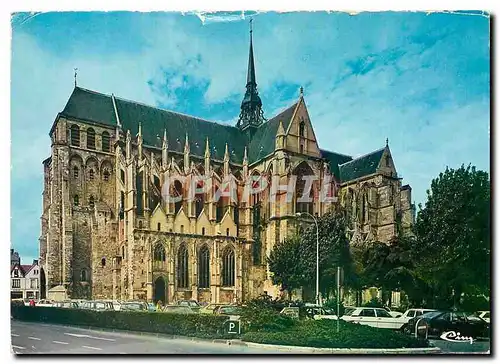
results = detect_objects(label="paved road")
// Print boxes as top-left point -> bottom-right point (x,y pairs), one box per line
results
10,320 -> 281,354
429,339 -> 490,354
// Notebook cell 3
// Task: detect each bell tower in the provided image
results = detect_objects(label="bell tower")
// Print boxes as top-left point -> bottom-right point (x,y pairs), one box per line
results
236,19 -> 265,139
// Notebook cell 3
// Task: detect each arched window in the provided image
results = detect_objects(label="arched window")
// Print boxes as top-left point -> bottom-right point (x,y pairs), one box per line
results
202,227 -> 205,235
173,180 -> 183,214
139,220 -> 143,229
74,195 -> 79,206
102,131 -> 110,152
195,181 -> 204,218
215,186 -> 224,223
103,169 -> 110,182
177,244 -> 189,288
121,245 -> 125,259
299,119 -> 305,137
154,244 -> 166,262
80,268 -> 88,282
89,168 -> 95,181
89,195 -> 95,208
294,162 -> 314,214
198,245 -> 210,288
73,166 -> 79,179
157,223 -> 161,231
226,228 -> 230,236
70,125 -> 80,146
101,257 -> 106,267
87,128 -> 96,150
222,247 -> 235,287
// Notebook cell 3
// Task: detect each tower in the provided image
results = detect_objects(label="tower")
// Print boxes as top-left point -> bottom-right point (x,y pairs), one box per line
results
236,19 -> 265,139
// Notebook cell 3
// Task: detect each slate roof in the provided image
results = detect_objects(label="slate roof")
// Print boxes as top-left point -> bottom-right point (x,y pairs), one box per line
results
247,102 -> 298,162
320,149 -> 353,180
59,87 -> 386,181
339,148 -> 385,182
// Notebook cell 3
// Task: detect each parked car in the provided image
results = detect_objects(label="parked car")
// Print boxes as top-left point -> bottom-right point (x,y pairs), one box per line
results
382,307 -> 404,318
54,301 -> 79,309
214,305 -> 242,320
79,300 -> 114,311
176,300 -> 201,312
406,311 -> 489,339
199,304 -> 220,315
303,306 -> 338,320
341,307 -> 406,329
36,299 -> 55,307
120,301 -> 149,312
163,305 -> 196,314
147,303 -> 156,312
476,311 -> 490,324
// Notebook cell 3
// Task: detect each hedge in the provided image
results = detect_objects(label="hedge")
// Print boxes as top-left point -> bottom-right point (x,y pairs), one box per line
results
242,319 -> 430,349
11,304 -> 236,339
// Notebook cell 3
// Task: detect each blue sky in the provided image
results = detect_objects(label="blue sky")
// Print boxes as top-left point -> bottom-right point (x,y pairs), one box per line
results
11,11 -> 490,263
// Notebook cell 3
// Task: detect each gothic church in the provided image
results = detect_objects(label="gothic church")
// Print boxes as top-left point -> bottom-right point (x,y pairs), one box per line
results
39,26 -> 415,303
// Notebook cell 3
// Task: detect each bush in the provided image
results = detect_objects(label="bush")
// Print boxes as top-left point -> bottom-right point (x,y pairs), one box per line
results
11,304 -> 235,339
362,297 -> 384,308
240,305 -> 295,333
242,319 -> 429,349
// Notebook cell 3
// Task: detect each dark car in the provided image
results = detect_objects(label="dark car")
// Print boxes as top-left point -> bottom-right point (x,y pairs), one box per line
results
405,311 -> 489,339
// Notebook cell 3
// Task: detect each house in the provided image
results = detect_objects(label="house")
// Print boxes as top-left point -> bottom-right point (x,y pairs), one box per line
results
11,260 -> 40,300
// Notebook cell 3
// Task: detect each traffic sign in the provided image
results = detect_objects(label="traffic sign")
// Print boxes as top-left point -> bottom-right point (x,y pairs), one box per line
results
224,320 -> 241,334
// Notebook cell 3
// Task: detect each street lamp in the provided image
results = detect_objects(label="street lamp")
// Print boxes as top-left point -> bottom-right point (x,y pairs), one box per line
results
295,211 -> 320,306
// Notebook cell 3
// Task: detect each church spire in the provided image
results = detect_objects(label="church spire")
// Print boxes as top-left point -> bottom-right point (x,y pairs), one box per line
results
236,18 -> 264,137
247,19 -> 256,87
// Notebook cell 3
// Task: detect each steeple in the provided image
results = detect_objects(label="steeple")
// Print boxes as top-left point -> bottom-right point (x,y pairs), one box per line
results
236,19 -> 265,137
242,146 -> 248,178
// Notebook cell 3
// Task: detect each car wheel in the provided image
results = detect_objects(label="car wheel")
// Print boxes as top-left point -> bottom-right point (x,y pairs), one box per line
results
401,324 -> 410,335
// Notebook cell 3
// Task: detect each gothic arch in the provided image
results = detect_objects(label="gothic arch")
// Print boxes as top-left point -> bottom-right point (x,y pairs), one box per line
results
293,161 -> 315,214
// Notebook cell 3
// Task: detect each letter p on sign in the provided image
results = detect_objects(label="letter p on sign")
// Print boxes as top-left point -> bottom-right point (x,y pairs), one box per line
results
225,320 -> 241,334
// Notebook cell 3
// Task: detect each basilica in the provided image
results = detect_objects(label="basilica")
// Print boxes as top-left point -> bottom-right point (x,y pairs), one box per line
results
39,26 -> 414,303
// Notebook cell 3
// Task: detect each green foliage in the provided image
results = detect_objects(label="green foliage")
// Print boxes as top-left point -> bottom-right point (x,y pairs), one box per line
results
414,164 -> 490,306
242,319 -> 429,349
267,235 -> 303,295
323,298 -> 345,317
268,207 -> 354,299
240,304 -> 295,333
362,297 -> 384,308
11,305 -> 234,339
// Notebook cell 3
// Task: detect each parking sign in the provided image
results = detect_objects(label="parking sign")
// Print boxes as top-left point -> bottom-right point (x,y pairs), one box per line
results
225,320 -> 241,334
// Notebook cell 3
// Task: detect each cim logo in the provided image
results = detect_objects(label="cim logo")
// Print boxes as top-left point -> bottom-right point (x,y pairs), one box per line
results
440,331 -> 475,344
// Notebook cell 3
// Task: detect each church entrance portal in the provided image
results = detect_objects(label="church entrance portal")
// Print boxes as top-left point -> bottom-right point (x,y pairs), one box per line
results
153,276 -> 167,304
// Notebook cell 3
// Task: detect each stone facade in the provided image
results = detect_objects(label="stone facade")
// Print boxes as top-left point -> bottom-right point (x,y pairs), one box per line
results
39,30 -> 414,304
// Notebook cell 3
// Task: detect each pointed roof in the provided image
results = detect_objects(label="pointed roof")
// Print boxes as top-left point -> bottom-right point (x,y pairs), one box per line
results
338,147 -> 386,182
320,149 -> 353,179
247,20 -> 256,87
247,102 -> 298,162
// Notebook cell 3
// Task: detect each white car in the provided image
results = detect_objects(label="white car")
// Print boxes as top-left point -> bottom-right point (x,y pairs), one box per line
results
307,307 -> 338,320
383,307 -> 403,318
398,308 -> 437,323
341,307 -> 406,329
477,311 -> 490,324
36,299 -> 55,307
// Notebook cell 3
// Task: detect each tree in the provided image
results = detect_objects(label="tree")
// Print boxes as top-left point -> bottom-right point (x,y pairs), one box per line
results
298,207 -> 354,297
414,164 -> 490,307
267,235 -> 303,299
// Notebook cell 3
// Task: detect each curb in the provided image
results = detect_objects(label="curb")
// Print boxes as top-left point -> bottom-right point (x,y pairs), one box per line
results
239,341 -> 442,354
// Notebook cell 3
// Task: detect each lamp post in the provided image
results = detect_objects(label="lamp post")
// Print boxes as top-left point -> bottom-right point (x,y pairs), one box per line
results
295,212 -> 320,306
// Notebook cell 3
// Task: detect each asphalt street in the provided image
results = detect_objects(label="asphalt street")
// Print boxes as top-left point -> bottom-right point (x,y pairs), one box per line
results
11,319 -> 490,354
10,320 -> 282,354
429,339 -> 490,354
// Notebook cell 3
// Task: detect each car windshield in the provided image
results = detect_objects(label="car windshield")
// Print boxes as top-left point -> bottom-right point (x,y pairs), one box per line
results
420,311 -> 443,319
124,303 -> 143,310
220,306 -> 240,314
343,308 -> 355,316
95,302 -> 105,309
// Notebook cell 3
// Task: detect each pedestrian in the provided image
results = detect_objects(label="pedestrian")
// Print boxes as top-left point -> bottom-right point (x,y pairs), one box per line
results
156,300 -> 162,312
29,298 -> 35,307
